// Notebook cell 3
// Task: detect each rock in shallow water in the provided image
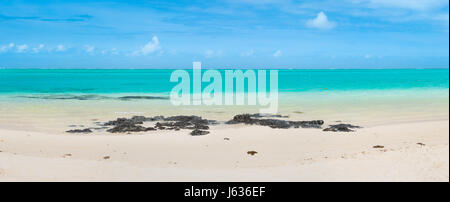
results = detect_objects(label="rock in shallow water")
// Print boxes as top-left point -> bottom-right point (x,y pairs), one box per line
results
117,96 -> 169,101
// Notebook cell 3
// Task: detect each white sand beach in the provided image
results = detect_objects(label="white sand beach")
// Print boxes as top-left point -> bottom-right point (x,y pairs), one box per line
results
0,102 -> 448,181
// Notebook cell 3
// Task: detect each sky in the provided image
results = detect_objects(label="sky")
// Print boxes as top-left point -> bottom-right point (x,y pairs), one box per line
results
0,0 -> 449,69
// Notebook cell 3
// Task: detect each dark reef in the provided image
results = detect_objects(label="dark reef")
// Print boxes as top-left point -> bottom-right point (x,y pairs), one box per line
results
101,115 -> 216,135
323,124 -> 362,132
66,114 -> 362,135
66,128 -> 93,133
17,94 -> 169,101
226,114 -> 324,129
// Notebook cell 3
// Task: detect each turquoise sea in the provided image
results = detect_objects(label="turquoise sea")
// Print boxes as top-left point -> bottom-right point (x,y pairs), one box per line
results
0,68 -> 448,129
0,69 -> 448,94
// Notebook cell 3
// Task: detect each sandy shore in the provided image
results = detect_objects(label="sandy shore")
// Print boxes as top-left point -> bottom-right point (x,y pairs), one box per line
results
0,119 -> 448,182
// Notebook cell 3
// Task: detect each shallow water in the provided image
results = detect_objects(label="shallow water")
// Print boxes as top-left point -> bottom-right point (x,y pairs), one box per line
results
0,69 -> 448,133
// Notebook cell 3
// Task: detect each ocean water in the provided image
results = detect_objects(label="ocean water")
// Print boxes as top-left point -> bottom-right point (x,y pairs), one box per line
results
0,69 -> 448,131
0,69 -> 448,94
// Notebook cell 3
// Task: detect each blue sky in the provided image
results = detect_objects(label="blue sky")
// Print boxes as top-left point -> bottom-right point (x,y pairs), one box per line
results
0,0 -> 448,68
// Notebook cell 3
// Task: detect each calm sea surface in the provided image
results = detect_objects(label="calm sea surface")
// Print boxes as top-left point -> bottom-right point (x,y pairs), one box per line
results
0,69 -> 448,94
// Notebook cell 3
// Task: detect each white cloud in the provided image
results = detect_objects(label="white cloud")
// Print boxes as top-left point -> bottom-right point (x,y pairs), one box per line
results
84,45 -> 95,54
56,44 -> 67,52
16,44 -> 29,53
111,48 -> 119,55
241,49 -> 255,57
32,44 -> 45,53
369,0 -> 448,10
364,54 -> 373,59
133,36 -> 161,56
102,48 -> 119,55
273,50 -> 282,58
306,11 -> 336,30
0,43 -> 14,53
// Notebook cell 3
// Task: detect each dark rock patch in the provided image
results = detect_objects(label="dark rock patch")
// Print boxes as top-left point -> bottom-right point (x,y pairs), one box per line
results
117,96 -> 169,101
247,151 -> 258,156
373,145 -> 384,149
18,94 -> 108,100
102,115 -> 216,135
323,124 -> 362,132
62,154 -> 72,158
104,116 -> 159,133
289,120 -> 324,129
226,114 -> 256,124
90,126 -> 109,130
226,114 -> 323,129
190,129 -> 210,136
107,125 -> 156,133
250,113 -> 289,118
258,119 -> 292,129
18,94 -> 169,101
156,115 -> 216,130
66,128 -> 92,133
68,114 -> 360,136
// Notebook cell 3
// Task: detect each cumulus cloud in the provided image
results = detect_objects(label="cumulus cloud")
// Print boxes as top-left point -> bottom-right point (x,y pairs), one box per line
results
32,44 -> 45,53
110,48 -> 119,55
0,43 -> 14,53
306,11 -> 336,30
273,50 -> 282,58
84,45 -> 95,54
133,36 -> 161,56
56,44 -> 67,52
102,48 -> 119,55
16,44 -> 29,53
